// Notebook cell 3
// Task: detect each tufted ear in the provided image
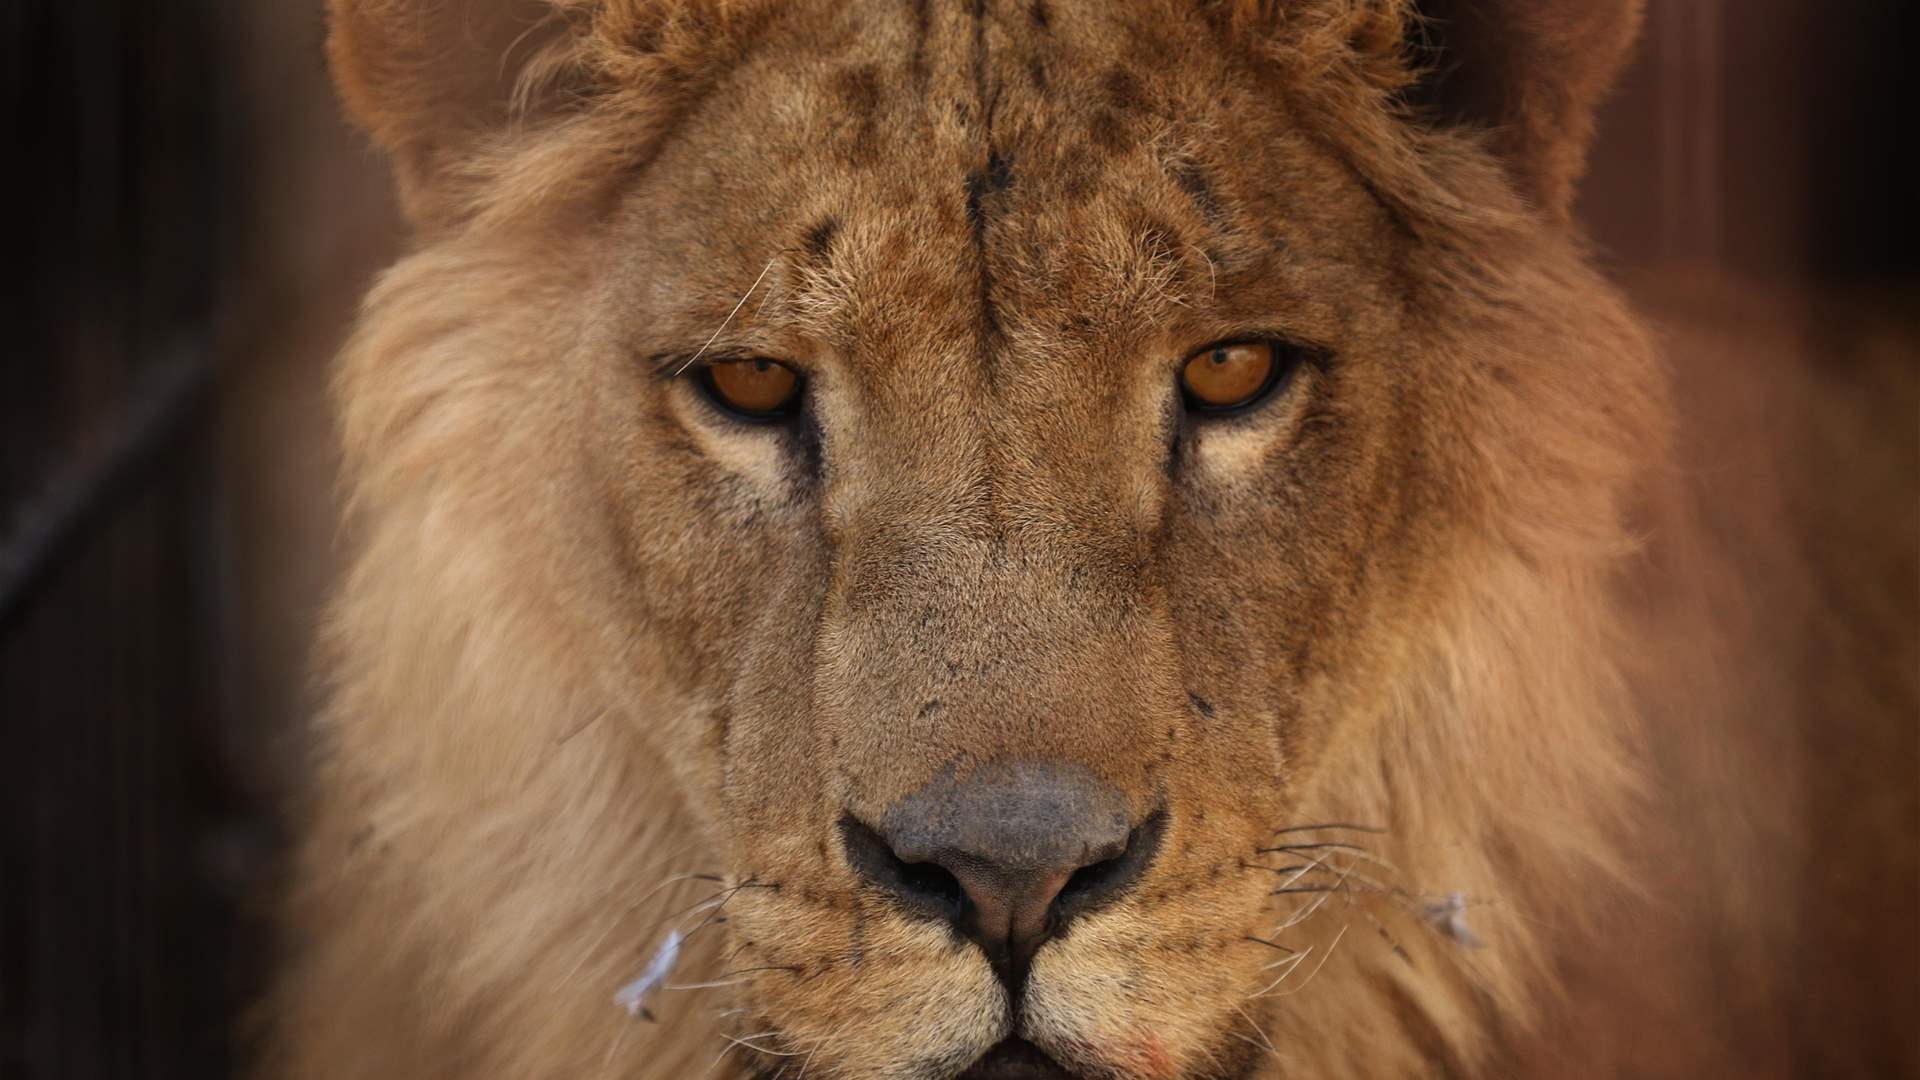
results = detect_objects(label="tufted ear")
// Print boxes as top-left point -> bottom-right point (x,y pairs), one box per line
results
1404,0 -> 1645,219
327,0 -> 584,223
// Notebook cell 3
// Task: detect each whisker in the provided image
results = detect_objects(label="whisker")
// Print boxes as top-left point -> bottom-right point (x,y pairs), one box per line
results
609,865 -> 730,925
676,258 -> 779,376
1269,858 -> 1358,931
1262,924 -> 1349,998
560,915 -> 628,992
1272,891 -> 1332,931
707,964 -> 804,982
706,1029 -> 804,1077
1280,859 -> 1405,903
576,872 -> 731,995
1189,244 -> 1219,302
1250,945 -> 1311,991
681,899 -> 740,940
800,1018 -> 854,1080
1276,852 -> 1424,915
726,1031 -> 805,1056
1355,904 -> 1415,966
681,882 -> 780,943
602,1019 -> 632,1071
1261,842 -> 1407,881
1269,848 -> 1343,892
1192,1036 -> 1228,1076
709,1029 -> 806,1079
1231,1003 -> 1280,1057
665,955 -> 802,993
1243,935 -> 1299,955
667,976 -> 764,992
554,708 -> 610,746
1258,841 -> 1369,856
1271,822 -> 1388,836
1225,1031 -> 1271,1058
669,879 -> 776,932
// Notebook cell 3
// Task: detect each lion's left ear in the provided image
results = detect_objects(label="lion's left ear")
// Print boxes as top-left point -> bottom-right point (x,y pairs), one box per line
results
328,0 -> 584,224
1404,0 -> 1645,219
327,0 -> 769,229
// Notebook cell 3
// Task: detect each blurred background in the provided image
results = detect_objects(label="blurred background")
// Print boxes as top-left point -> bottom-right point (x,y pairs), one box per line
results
1,2 -> 1914,1076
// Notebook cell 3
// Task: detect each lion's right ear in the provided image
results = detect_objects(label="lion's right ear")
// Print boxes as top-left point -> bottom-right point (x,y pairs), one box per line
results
328,0 -> 583,224
1402,0 -> 1645,220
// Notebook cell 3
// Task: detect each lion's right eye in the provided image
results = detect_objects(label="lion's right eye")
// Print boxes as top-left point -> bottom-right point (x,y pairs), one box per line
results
1180,340 -> 1291,413
698,359 -> 804,420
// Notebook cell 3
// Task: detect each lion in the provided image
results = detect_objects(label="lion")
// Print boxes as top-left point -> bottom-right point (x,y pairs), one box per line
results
271,1 -> 1917,1077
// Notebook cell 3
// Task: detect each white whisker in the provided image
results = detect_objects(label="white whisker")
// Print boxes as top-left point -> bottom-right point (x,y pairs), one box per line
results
1232,1003 -> 1279,1057
677,258 -> 778,375
1251,946 -> 1311,994
666,977 -> 757,991
1260,924 -> 1349,999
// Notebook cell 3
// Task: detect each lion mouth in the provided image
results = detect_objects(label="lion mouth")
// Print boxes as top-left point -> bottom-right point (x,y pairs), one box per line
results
956,1037 -> 1078,1079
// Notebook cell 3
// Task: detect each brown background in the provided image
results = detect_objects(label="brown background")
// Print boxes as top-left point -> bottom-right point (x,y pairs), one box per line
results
2,2 -> 1914,1076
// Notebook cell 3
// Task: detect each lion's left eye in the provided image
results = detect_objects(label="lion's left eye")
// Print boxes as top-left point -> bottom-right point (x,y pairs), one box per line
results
1179,340 -> 1299,413
699,359 -> 803,419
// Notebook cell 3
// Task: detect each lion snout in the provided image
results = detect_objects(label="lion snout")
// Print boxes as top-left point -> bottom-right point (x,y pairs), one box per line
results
839,761 -> 1163,997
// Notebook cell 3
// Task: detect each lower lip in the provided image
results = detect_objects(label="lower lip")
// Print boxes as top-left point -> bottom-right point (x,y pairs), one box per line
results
956,1037 -> 1078,1080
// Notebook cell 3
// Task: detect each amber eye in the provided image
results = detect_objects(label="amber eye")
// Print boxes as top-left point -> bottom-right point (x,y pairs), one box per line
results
700,358 -> 803,419
1180,340 -> 1287,411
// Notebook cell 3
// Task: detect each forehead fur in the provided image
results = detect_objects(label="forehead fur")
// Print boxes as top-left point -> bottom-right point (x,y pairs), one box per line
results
332,0 -> 1480,232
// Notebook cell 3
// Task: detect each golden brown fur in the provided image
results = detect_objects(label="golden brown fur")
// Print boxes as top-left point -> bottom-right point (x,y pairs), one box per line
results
271,2 -> 1917,1077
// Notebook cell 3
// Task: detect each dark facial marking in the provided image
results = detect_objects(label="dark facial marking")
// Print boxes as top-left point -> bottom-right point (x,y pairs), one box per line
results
833,64 -> 883,114
965,3 -> 1008,370
826,64 -> 884,163
1101,67 -> 1146,113
1087,108 -> 1129,155
985,149 -> 1014,195
792,406 -> 826,483
803,217 -> 840,262
1026,55 -> 1048,92
907,0 -> 930,92
962,152 -> 1014,350
1169,159 -> 1227,227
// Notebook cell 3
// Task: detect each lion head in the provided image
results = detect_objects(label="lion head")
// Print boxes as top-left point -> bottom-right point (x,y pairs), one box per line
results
279,1 -> 1661,1077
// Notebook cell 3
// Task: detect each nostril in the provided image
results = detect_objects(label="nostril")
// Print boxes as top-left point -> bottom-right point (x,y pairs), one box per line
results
1057,854 -> 1125,904
839,815 -> 966,919
1050,806 -> 1168,922
895,858 -> 966,912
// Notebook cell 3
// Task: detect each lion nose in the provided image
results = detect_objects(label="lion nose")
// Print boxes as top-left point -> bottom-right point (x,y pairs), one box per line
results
840,763 -> 1164,994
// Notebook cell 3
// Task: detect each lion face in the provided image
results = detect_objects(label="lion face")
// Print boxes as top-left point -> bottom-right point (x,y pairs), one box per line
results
571,9 -> 1436,1075
579,6 -> 1443,1068
310,2 -> 1658,1077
